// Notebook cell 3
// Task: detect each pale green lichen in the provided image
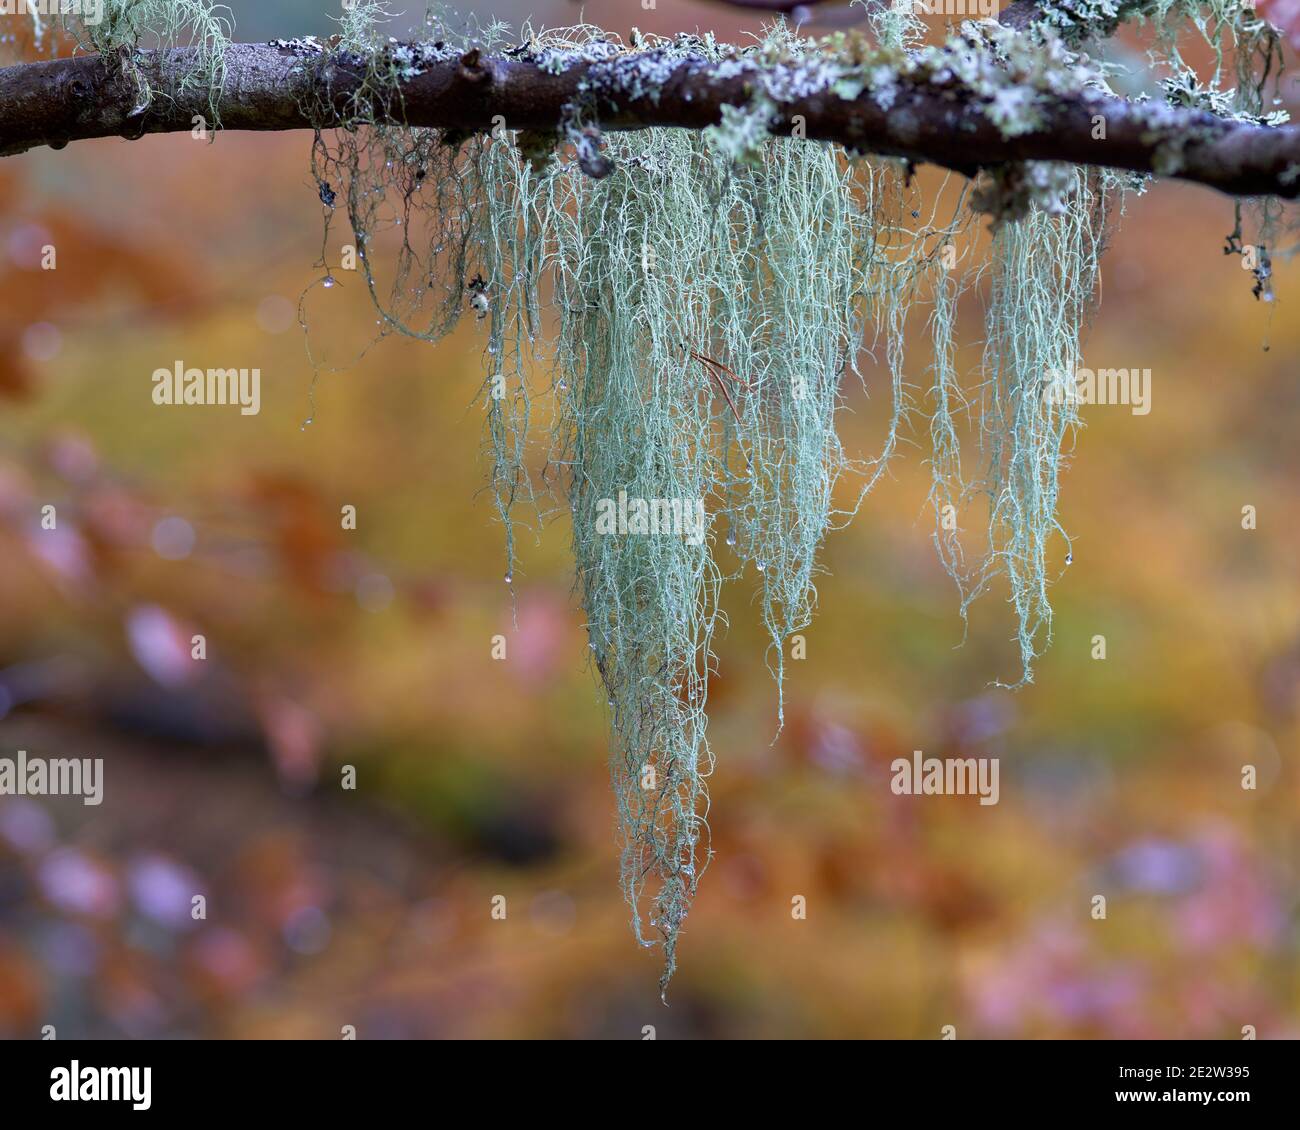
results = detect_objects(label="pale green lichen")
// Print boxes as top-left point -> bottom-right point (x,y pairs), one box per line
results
285,8 -> 1294,985
972,160 -> 1081,223
65,0 -> 233,130
297,20 -> 981,993
703,99 -> 776,163
1021,0 -> 1287,122
972,169 -> 1118,688
52,1 -> 1292,991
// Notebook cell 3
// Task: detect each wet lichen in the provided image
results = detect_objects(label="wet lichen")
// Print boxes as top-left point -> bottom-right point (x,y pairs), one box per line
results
66,0 -> 233,129
51,0 -> 1296,992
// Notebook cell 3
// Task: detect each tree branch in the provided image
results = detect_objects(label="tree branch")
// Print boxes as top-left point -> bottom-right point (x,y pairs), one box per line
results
0,39 -> 1297,199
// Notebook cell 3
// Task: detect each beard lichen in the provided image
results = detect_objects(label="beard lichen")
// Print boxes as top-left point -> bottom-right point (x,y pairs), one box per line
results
55,1 -> 1294,990
550,121 -> 902,993
65,0 -> 233,128
291,15 -> 1099,989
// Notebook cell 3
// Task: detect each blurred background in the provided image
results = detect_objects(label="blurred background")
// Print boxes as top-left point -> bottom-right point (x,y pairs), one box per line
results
0,1 -> 1298,1039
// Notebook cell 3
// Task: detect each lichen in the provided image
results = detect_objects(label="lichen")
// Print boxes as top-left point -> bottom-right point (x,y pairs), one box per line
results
971,160 -> 1080,222
703,99 -> 776,163
287,11 -> 1213,986
52,0 -> 1293,992
973,168 -> 1118,688
65,0 -> 233,130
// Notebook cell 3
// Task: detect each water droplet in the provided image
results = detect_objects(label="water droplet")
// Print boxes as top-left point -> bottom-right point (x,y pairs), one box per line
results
487,342 -> 498,354
322,275 -> 336,289
1065,552 -> 1073,565
504,572 -> 513,584
557,380 -> 567,391
725,530 -> 736,547
755,560 -> 766,572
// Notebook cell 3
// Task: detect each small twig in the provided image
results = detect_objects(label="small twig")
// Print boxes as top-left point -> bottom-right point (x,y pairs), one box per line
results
697,358 -> 746,426
689,349 -> 753,391
687,349 -> 755,470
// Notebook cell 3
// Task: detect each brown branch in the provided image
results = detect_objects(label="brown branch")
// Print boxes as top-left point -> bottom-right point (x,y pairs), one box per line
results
0,40 -> 1297,199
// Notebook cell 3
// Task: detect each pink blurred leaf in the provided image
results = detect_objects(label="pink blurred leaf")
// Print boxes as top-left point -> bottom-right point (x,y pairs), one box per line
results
125,604 -> 198,688
254,693 -> 323,792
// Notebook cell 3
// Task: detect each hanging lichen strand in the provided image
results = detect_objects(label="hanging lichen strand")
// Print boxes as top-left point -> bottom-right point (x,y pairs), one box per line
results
53,1 -> 1292,988
241,14 -> 1234,989
549,121 -> 888,993
291,18 -> 963,991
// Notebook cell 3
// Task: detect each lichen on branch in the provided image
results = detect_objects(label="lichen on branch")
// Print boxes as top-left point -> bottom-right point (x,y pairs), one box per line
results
7,0 -> 1296,991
